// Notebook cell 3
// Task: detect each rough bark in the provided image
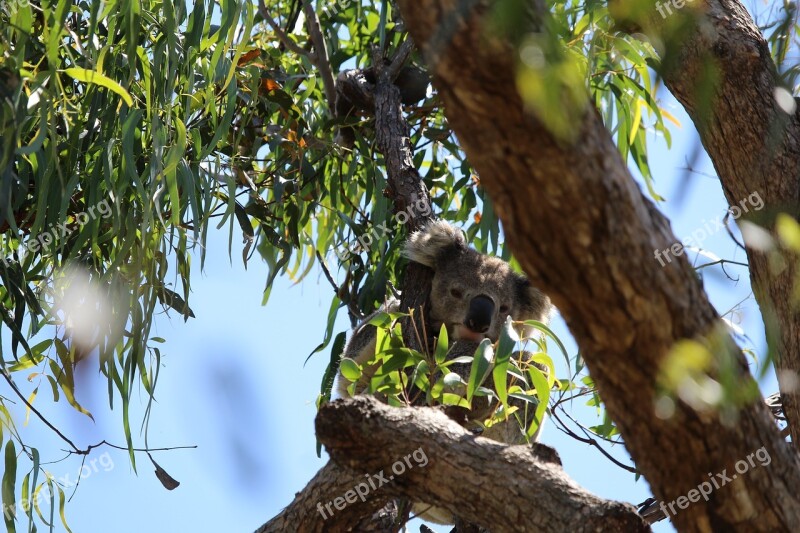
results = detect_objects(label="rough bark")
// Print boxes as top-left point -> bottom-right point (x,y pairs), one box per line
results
261,396 -> 648,532
647,0 -> 800,447
335,46 -> 436,333
395,1 -> 800,531
370,47 -> 437,353
255,460 -> 393,532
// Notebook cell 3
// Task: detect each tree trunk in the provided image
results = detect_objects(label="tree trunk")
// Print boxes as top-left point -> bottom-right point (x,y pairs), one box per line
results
650,0 -> 800,448
395,0 -> 800,531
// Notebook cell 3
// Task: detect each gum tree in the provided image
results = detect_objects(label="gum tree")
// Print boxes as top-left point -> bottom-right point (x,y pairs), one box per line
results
2,0 -> 800,532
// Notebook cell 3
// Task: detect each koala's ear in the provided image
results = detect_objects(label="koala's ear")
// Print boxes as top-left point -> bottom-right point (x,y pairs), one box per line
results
403,220 -> 467,268
515,275 -> 552,323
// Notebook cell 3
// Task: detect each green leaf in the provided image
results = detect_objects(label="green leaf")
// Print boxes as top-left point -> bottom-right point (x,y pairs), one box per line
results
339,358 -> 361,382
50,343 -> 94,421
63,68 -> 134,107
376,348 -> 415,374
526,365 -> 551,439
156,286 -> 195,320
163,118 -> 187,225
2,440 -> 17,533
466,339 -> 494,403
55,485 -> 71,533
316,331 -> 347,457
319,331 -> 347,402
305,296 -> 341,364
27,448 -> 39,532
434,323 -> 449,365
439,356 -> 474,367
530,352 -> 556,388
442,372 -> 464,390
410,359 -> 431,392
441,393 -> 470,407
522,319 -> 570,371
492,317 -> 517,406
7,339 -> 49,372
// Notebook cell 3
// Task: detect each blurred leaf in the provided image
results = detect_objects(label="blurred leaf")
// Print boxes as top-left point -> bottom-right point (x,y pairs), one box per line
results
2,440 -> 16,532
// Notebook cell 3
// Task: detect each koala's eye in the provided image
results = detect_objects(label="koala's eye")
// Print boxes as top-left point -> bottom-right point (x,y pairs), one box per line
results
499,304 -> 510,314
450,288 -> 463,299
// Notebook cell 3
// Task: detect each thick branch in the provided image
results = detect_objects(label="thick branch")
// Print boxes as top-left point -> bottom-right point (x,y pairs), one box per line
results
260,396 -> 648,532
373,52 -> 433,233
255,460 -> 393,533
369,44 -> 436,353
396,1 -> 800,531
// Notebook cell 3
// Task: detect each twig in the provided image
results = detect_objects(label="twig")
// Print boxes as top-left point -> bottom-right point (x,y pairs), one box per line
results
79,439 -> 197,455
302,0 -> 337,112
723,210 -> 747,251
549,408 -> 637,473
387,38 -> 415,82
2,369 -> 80,452
315,249 -> 340,294
694,258 -> 749,269
3,367 -> 196,457
257,0 -> 313,59
315,249 -> 363,322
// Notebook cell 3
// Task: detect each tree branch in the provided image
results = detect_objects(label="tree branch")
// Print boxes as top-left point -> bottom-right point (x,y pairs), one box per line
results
256,0 -> 312,60
257,396 -> 649,532
302,0 -> 337,112
254,459 -> 393,533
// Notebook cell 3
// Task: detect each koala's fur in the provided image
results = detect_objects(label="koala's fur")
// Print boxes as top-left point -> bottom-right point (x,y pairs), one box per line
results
402,220 -> 550,343
335,220 -> 552,524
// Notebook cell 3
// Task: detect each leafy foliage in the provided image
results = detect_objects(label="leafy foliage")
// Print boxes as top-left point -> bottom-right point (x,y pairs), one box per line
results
336,313 -> 559,441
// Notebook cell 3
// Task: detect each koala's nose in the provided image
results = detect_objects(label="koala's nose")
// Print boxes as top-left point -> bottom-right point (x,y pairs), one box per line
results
464,294 -> 495,333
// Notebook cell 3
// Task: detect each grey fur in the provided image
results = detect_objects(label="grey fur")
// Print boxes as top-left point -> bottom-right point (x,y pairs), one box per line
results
335,220 -> 553,525
337,218 -> 552,397
404,219 -> 551,343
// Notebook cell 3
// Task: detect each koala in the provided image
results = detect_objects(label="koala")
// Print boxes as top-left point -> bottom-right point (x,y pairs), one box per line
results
334,219 -> 553,524
401,219 -> 550,344
336,220 -> 551,394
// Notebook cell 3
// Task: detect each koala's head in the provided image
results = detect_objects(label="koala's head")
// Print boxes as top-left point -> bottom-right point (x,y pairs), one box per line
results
403,220 -> 551,342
